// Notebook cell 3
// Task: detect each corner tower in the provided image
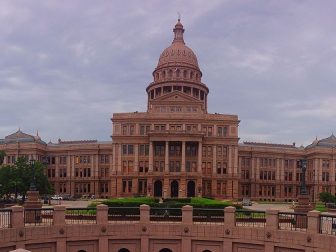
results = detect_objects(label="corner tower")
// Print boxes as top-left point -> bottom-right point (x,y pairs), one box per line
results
146,19 -> 209,113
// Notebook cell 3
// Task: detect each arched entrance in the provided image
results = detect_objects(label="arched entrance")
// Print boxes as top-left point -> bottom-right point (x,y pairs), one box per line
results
159,249 -> 172,252
154,180 -> 163,197
187,180 -> 195,197
118,249 -> 130,252
170,180 -> 179,198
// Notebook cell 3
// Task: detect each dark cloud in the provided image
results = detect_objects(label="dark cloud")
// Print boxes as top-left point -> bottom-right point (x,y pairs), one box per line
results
0,0 -> 335,146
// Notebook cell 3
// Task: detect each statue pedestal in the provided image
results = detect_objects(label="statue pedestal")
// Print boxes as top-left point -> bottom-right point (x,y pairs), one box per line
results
24,190 -> 42,223
294,193 -> 313,229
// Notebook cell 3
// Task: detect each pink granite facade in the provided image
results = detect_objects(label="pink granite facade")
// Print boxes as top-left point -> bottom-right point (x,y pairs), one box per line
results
1,20 -> 336,202
0,205 -> 335,251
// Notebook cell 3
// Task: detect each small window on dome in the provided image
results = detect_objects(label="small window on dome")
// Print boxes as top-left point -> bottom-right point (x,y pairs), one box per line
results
176,69 -> 180,78
183,70 -> 187,78
162,71 -> 166,79
195,73 -> 198,80
190,71 -> 194,79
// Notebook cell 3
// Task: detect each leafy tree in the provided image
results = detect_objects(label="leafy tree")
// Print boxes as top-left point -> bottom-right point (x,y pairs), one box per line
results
0,157 -> 53,200
319,192 -> 335,204
0,151 -> 5,165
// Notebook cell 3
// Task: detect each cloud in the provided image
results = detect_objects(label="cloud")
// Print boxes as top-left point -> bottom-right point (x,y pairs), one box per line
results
0,0 -> 335,146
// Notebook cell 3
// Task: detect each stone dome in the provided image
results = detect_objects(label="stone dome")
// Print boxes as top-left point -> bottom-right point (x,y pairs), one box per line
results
156,19 -> 200,70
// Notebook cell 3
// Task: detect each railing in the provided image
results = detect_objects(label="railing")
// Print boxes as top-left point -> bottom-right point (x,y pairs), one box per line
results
65,208 -> 96,224
150,207 -> 182,222
193,208 -> 224,224
108,207 -> 140,223
235,210 -> 266,227
0,209 -> 11,228
24,208 -> 54,226
278,212 -> 308,231
320,214 -> 336,235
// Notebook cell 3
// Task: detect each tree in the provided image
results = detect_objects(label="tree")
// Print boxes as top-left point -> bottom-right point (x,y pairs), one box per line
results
0,151 -> 5,165
0,157 -> 53,200
319,192 -> 335,204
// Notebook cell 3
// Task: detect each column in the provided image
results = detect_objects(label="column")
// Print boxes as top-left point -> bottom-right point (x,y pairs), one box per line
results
181,141 -> 186,172
118,144 -> 122,173
149,141 -> 153,172
134,144 -> 139,172
212,145 -> 217,174
233,146 -> 238,176
109,153 -> 113,176
112,144 -> 116,174
331,159 -> 335,194
228,146 -> 232,175
165,141 -> 169,172
197,141 -> 202,172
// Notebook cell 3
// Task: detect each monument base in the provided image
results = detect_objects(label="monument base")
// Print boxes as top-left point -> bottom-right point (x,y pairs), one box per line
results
24,190 -> 42,223
294,193 -> 313,229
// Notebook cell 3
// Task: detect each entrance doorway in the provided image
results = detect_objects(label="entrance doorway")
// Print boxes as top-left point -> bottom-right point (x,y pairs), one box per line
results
187,181 -> 195,197
154,180 -> 163,197
170,180 -> 179,197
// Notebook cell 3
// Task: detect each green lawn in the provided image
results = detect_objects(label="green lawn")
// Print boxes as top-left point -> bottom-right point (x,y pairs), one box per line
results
315,202 -> 327,212
89,197 -> 235,209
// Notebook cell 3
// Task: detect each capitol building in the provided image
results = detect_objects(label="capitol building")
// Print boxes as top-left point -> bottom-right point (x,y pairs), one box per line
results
1,19 -> 336,203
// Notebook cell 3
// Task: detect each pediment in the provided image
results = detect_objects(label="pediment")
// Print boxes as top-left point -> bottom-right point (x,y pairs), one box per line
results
153,91 -> 200,103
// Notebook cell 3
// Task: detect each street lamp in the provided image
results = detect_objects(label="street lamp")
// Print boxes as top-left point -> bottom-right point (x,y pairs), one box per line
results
29,159 -> 37,191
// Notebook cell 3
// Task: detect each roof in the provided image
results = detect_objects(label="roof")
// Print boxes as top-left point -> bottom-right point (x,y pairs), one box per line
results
306,134 -> 336,148
0,129 -> 46,145
241,141 -> 297,149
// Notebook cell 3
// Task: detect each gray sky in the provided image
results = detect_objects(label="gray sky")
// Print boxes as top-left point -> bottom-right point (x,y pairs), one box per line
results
1,0 -> 335,146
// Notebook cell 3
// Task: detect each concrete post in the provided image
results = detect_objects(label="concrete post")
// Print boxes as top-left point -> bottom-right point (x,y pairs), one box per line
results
53,205 -> 66,226
182,205 -> 193,224
96,204 -> 108,225
140,204 -> 150,224
224,206 -> 236,227
307,210 -> 320,234
266,209 -> 279,230
10,205 -> 24,228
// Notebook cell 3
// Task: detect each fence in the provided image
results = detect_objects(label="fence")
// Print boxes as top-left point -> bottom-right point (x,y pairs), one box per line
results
108,207 -> 140,223
278,212 -> 308,231
150,207 -> 182,222
65,208 -> 96,224
24,208 -> 54,226
0,209 -> 11,228
235,210 -> 266,227
193,208 -> 224,224
320,214 -> 336,235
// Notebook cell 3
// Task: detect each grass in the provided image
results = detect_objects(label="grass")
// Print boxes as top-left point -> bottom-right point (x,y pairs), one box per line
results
315,202 -> 327,212
89,197 -> 235,209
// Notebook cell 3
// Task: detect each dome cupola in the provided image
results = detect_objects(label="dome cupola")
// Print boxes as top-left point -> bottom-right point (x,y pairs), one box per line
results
146,19 -> 209,114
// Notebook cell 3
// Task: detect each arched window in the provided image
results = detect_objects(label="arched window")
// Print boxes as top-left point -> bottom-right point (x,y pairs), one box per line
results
190,71 -> 194,79
176,69 -> 180,78
118,249 -> 130,252
159,249 -> 172,252
162,71 -> 166,79
156,73 -> 159,80
195,73 -> 198,80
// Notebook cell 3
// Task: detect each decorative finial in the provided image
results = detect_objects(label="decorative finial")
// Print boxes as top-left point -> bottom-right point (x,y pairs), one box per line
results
36,129 -> 39,137
177,12 -> 181,21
